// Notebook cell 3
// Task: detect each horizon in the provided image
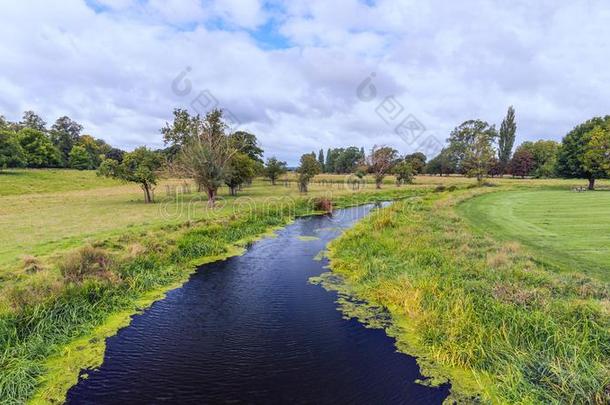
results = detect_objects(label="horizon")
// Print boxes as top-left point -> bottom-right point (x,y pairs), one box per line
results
1,1 -> 609,165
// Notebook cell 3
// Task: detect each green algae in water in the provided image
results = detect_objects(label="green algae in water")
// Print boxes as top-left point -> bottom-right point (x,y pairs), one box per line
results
313,250 -> 327,261
297,235 -> 320,241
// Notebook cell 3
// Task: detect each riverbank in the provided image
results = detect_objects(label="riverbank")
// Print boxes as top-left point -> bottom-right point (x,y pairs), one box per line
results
0,184 -> 423,404
327,187 -> 609,403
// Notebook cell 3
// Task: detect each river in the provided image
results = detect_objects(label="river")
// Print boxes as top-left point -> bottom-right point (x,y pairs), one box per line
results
66,203 -> 450,404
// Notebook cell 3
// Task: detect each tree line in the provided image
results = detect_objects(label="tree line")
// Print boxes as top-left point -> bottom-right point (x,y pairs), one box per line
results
0,111 -> 124,170
425,107 -> 610,189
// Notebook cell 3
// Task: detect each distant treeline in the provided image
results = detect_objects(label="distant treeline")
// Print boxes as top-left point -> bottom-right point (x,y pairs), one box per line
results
425,108 -> 610,189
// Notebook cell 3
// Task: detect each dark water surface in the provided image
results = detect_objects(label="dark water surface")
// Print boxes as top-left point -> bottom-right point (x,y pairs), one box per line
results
67,204 -> 450,404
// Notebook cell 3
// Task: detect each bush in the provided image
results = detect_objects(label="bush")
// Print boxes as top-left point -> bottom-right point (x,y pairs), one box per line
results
21,255 -> 44,274
59,246 -> 113,282
434,185 -> 446,192
313,197 -> 333,212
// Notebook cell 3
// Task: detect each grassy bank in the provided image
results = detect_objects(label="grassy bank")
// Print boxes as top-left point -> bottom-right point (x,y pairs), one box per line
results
327,188 -> 609,404
0,170 -> 422,404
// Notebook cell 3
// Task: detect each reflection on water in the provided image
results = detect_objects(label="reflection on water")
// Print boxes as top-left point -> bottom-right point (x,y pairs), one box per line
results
67,204 -> 450,404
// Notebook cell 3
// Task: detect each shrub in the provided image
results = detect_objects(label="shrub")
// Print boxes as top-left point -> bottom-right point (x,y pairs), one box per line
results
313,197 -> 333,212
434,185 -> 446,192
59,246 -> 113,282
21,255 -> 44,274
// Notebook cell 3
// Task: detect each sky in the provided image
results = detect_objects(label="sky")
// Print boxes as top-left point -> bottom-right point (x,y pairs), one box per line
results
0,0 -> 609,165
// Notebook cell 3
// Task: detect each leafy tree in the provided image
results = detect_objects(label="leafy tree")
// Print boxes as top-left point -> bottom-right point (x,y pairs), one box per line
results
265,157 -> 287,185
0,115 -> 10,130
325,148 -> 332,173
425,149 -> 455,176
75,135 -> 106,169
335,146 -> 364,173
297,153 -> 321,192
18,128 -> 61,167
318,149 -> 325,171
447,120 -> 497,174
394,160 -> 414,185
510,148 -> 535,178
20,111 -> 47,132
225,153 -> 256,196
404,152 -> 427,174
557,116 -> 610,190
98,147 -> 161,203
582,124 -> 610,184
68,145 -> 93,170
105,147 -> 125,163
0,130 -> 27,170
229,131 -> 264,163
50,116 -> 83,165
462,129 -> 496,183
161,108 -> 201,146
171,109 -> 236,206
516,140 -> 559,178
498,106 -> 516,173
366,145 -> 398,188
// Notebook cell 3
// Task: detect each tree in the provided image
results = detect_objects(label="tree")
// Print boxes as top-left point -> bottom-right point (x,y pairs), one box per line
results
20,111 -> 47,132
335,146 -> 364,173
49,116 -> 83,166
318,149 -> 325,171
446,120 -> 497,174
265,157 -> 287,185
98,147 -> 161,203
582,124 -> 610,185
404,152 -> 427,174
498,106 -> 516,173
225,153 -> 256,196
18,128 -> 61,167
557,116 -> 610,190
426,149 -> 455,176
297,153 -> 321,192
68,145 -> 92,170
517,140 -> 559,178
229,131 -> 264,163
462,129 -> 496,183
366,145 -> 398,188
105,147 -> 125,163
0,130 -> 26,170
394,160 -> 414,185
325,148 -> 332,173
170,109 -> 236,206
510,148 -> 535,178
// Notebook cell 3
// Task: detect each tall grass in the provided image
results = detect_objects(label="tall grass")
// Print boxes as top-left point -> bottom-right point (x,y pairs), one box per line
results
327,191 -> 610,404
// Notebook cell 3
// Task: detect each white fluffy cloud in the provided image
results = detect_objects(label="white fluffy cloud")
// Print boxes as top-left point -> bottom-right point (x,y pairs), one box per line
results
0,0 -> 609,163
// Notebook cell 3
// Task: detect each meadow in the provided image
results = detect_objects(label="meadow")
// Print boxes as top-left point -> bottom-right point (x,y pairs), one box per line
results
0,169 -> 608,404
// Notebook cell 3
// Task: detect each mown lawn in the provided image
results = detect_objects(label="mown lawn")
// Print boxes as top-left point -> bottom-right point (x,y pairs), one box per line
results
458,189 -> 610,282
0,169 -> 120,196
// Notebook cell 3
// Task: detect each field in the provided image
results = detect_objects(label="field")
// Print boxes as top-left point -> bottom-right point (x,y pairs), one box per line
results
0,169 -> 608,404
458,190 -> 610,281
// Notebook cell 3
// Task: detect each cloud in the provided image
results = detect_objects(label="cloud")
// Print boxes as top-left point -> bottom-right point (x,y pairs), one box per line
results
0,0 -> 609,164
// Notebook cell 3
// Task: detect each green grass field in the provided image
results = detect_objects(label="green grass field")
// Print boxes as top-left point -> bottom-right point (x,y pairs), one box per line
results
458,189 -> 610,281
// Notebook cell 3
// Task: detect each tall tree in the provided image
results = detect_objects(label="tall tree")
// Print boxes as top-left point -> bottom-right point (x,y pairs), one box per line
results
366,145 -> 398,188
498,106 -> 516,173
68,145 -> 93,170
297,153 -> 321,192
20,111 -> 47,132
264,157 -> 287,185
98,147 -> 161,203
404,152 -> 427,174
325,148 -> 332,173
318,149 -> 325,171
394,160 -> 414,185
50,116 -> 83,165
557,116 -> 610,190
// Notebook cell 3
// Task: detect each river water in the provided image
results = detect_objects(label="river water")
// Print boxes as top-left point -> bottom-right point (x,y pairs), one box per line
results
66,204 -> 450,404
